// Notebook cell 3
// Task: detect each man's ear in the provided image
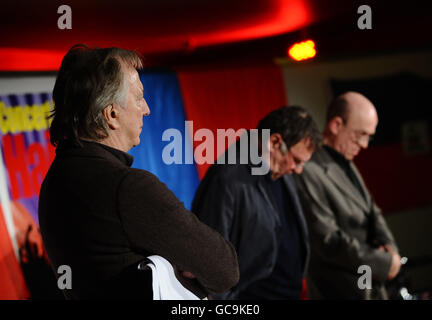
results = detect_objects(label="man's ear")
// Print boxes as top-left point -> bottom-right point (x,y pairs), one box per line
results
328,116 -> 344,135
269,133 -> 282,152
102,104 -> 121,130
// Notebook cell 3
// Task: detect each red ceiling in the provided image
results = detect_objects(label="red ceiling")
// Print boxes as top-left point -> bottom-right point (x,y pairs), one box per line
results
0,0 -> 430,71
0,0 -> 319,51
0,0 -> 332,71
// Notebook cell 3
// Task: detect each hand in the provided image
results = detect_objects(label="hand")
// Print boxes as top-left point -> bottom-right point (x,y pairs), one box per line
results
379,244 -> 401,280
383,244 -> 396,254
387,252 -> 402,281
180,271 -> 196,279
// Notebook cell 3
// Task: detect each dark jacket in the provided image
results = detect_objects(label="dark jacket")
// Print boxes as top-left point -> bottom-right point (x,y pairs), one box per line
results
192,141 -> 310,299
38,140 -> 239,299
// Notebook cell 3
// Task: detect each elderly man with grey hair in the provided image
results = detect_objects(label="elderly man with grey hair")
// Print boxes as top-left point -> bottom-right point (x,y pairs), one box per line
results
295,92 -> 400,299
38,44 -> 239,300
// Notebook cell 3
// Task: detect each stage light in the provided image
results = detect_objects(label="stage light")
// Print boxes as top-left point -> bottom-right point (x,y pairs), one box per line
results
287,40 -> 316,61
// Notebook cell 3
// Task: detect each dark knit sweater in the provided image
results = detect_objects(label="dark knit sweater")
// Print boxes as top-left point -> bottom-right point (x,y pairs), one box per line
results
38,140 -> 239,299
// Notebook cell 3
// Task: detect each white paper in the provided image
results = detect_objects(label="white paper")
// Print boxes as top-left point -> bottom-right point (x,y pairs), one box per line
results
146,255 -> 202,300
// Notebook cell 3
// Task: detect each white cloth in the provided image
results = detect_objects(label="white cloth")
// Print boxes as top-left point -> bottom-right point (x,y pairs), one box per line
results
145,255 -> 202,300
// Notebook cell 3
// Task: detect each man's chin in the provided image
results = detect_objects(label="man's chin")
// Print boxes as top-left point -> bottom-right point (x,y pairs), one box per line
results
271,172 -> 282,180
345,153 -> 356,161
129,140 -> 140,150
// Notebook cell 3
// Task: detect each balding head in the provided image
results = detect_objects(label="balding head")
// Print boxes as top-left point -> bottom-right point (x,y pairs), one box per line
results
343,91 -> 378,124
324,91 -> 378,160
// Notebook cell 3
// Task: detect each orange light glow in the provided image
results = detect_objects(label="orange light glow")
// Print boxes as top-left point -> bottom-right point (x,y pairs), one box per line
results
288,40 -> 316,61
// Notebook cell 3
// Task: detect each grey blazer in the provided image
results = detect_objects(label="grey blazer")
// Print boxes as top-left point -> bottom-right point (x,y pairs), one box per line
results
294,147 -> 398,299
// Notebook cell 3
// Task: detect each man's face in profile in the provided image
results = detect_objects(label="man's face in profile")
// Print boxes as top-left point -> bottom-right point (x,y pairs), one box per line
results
270,135 -> 313,179
117,66 -> 150,149
333,110 -> 377,161
329,93 -> 378,161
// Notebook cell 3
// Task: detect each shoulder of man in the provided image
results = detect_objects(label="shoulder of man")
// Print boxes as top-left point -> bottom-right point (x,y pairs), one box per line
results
204,162 -> 258,186
302,148 -> 329,174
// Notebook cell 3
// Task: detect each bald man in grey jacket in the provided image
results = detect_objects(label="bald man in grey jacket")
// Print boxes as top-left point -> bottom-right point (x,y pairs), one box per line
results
295,92 -> 401,299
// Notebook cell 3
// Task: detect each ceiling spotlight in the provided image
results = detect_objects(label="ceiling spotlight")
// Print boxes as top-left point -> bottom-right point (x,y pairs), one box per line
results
288,40 -> 316,61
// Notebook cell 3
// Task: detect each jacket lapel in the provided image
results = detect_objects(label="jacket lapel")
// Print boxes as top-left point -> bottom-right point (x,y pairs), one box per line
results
350,162 -> 373,210
321,150 -> 370,213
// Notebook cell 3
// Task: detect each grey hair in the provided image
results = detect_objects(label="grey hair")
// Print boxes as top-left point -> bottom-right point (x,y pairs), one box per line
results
50,44 -> 143,147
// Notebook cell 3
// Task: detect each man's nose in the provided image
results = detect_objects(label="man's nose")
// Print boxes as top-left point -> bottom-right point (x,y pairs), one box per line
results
359,138 -> 369,149
142,99 -> 150,116
286,161 -> 298,175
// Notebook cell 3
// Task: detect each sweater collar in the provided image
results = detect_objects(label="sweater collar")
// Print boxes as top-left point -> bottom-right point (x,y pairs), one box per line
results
56,140 -> 134,167
93,141 -> 134,167
323,145 -> 350,169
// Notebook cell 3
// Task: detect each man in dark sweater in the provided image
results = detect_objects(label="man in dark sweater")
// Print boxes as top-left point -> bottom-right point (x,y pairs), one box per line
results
38,44 -> 239,299
192,106 -> 321,299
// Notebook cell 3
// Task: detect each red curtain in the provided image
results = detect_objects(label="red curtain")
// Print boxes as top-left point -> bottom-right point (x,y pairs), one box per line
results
177,64 -> 287,178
